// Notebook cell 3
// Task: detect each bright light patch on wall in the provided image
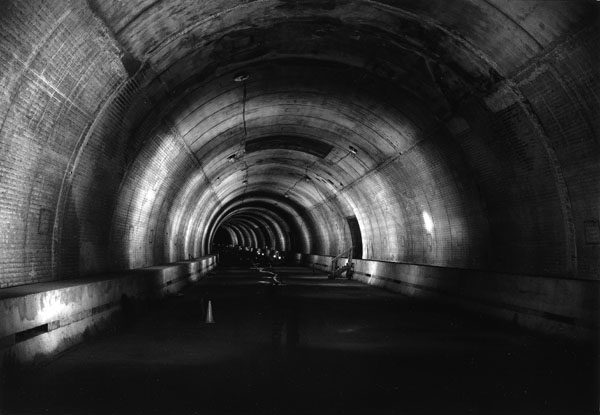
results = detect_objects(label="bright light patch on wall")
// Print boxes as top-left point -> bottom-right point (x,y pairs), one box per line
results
422,211 -> 434,233
38,297 -> 68,323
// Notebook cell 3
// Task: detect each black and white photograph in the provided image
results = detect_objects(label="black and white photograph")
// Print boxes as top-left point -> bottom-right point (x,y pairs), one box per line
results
0,0 -> 598,414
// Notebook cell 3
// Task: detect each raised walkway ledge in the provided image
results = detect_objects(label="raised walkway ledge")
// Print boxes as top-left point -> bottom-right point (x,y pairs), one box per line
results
0,255 -> 218,369
294,253 -> 599,342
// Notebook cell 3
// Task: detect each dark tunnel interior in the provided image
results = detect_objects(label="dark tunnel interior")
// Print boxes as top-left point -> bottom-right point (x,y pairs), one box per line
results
0,0 -> 598,413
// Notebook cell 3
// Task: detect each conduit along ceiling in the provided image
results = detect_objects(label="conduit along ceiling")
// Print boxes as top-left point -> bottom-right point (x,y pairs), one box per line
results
0,0 -> 597,287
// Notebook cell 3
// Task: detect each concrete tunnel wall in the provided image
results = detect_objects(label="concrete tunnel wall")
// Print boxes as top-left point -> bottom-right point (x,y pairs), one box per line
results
0,0 -> 598,344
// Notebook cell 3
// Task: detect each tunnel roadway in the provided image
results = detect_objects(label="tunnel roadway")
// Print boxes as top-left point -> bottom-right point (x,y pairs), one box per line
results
3,266 -> 595,414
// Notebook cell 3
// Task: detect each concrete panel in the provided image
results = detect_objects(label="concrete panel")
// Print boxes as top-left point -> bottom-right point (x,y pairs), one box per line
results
296,254 -> 598,341
0,255 -> 217,368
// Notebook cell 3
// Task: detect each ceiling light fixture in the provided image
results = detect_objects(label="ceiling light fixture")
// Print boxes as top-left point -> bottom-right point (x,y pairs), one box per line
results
234,73 -> 250,82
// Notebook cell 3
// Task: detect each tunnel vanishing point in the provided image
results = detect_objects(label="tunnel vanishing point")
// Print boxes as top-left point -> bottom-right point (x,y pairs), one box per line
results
0,0 -> 599,413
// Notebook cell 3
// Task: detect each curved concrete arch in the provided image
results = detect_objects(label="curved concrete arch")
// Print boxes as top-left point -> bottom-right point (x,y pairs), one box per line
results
204,195 -> 313,255
234,215 -> 276,250
227,224 -> 247,248
0,1 -> 596,349
217,225 -> 238,246
215,209 -> 289,252
233,212 -> 284,251
221,216 -> 271,250
232,216 -> 271,249
227,218 -> 264,248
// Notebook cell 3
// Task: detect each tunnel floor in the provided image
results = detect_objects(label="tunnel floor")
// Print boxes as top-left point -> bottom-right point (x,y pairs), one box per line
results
2,266 -> 596,414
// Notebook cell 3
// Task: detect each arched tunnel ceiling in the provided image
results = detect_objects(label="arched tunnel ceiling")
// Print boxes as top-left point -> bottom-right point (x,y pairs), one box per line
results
97,0 -> 594,266
0,0 -> 597,286
135,58 -> 439,208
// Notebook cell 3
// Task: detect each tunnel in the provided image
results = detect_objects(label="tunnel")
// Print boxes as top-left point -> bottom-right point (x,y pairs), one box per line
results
0,0 -> 598,413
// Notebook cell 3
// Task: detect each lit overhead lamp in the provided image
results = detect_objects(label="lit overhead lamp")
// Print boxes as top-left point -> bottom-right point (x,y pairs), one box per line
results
234,73 -> 250,82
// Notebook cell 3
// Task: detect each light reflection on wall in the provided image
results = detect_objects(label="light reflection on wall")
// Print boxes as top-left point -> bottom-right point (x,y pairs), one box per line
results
422,211 -> 434,233
125,134 -> 177,269
371,174 -> 401,261
165,170 -> 207,261
182,187 -> 221,259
